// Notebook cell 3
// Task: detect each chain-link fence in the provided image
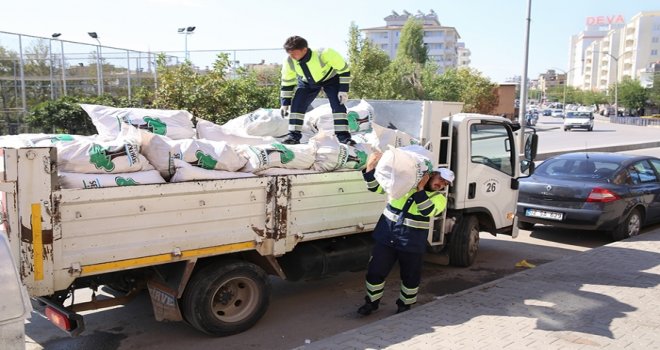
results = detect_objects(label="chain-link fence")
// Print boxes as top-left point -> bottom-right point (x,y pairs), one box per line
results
0,30 -> 283,134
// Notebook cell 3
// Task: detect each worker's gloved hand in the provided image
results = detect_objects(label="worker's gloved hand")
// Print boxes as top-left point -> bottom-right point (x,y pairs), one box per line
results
338,92 -> 349,105
280,105 -> 290,117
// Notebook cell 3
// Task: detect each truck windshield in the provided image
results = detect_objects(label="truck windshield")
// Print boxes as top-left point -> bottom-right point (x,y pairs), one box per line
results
469,123 -> 514,176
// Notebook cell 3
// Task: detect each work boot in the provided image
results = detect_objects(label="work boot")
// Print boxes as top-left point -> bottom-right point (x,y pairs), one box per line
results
357,296 -> 379,316
396,299 -> 411,314
281,132 -> 301,145
336,132 -> 356,146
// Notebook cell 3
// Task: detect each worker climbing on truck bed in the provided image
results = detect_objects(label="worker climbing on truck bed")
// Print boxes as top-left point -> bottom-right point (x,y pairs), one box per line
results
357,151 -> 454,315
279,35 -> 354,146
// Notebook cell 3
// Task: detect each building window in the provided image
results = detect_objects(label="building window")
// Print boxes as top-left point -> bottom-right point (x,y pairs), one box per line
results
652,49 -> 658,56
427,43 -> 444,50
653,37 -> 659,43
381,44 -> 388,51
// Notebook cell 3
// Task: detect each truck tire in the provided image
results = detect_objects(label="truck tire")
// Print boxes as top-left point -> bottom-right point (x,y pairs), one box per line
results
517,221 -> 535,231
181,260 -> 270,336
449,215 -> 479,267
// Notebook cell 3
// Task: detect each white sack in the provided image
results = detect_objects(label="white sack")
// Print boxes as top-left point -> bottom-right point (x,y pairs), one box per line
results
0,134 -> 97,148
80,103 -> 195,139
222,108 -> 289,137
309,131 -> 373,171
346,99 -> 375,133
57,125 -> 153,174
169,159 -> 256,182
196,119 -> 276,145
140,132 -> 247,179
238,143 -> 316,173
58,170 -> 165,189
369,123 -> 420,152
374,146 -> 433,200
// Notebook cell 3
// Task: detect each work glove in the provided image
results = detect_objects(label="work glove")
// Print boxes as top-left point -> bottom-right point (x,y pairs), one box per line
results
280,105 -> 290,117
338,92 -> 348,105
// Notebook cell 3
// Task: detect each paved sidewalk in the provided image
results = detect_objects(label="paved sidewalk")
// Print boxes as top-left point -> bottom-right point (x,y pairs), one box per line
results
298,230 -> 660,349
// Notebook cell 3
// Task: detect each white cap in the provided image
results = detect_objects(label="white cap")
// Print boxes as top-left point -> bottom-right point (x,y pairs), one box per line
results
436,167 -> 454,185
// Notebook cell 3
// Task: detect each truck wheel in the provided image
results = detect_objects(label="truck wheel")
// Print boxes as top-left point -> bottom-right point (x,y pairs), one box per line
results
181,260 -> 270,336
449,215 -> 479,267
609,209 -> 642,241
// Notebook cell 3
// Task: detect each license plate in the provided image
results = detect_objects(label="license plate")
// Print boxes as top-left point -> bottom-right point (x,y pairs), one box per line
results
525,208 -> 563,221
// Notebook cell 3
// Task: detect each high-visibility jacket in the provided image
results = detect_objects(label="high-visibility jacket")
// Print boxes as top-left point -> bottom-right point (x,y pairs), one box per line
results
363,168 -> 447,253
280,48 -> 350,106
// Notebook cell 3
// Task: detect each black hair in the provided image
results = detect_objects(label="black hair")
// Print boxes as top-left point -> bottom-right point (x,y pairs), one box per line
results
283,36 -> 308,51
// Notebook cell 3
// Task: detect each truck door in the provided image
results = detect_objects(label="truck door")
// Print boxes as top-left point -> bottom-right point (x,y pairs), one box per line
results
464,121 -> 517,230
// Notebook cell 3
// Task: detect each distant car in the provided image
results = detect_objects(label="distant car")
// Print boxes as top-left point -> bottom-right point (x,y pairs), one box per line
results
563,111 -> 594,131
517,152 -> 660,240
550,109 -> 564,118
542,109 -> 552,116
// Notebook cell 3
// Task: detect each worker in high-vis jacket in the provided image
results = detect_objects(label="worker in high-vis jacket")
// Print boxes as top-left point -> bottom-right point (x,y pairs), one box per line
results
279,35 -> 353,145
357,152 -> 454,315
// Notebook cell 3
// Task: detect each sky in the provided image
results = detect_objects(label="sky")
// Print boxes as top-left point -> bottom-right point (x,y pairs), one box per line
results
1,0 -> 656,83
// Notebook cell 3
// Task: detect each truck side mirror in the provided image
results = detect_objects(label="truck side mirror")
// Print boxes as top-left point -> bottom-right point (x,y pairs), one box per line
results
521,159 -> 536,175
524,133 -> 538,161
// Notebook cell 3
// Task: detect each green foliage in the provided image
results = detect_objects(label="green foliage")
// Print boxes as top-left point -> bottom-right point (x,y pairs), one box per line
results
153,53 -> 279,124
25,95 -> 133,135
614,78 -> 649,111
396,19 -> 428,64
433,68 -> 499,114
346,23 -> 392,99
579,90 -> 608,107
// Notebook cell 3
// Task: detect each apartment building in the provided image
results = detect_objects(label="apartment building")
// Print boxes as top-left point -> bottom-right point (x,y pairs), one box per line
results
361,10 -> 463,74
457,42 -> 471,67
568,11 -> 660,91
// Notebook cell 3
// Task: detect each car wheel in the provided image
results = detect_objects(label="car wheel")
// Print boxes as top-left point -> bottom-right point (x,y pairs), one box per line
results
563,127 -> 568,131
449,215 -> 480,267
518,221 -> 535,230
610,209 -> 642,241
181,260 -> 271,336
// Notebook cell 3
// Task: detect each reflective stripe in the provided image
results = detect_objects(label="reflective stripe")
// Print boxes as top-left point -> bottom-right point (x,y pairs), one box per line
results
382,209 -> 430,229
280,91 -> 294,98
334,125 -> 349,132
339,76 -> 351,84
367,179 -> 379,190
417,198 -> 433,211
366,281 -> 385,302
288,112 -> 304,131
399,293 -> 417,305
400,283 -> 419,295
287,57 -> 295,71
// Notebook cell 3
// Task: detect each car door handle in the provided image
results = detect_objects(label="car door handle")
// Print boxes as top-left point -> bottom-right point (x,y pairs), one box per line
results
468,182 -> 476,199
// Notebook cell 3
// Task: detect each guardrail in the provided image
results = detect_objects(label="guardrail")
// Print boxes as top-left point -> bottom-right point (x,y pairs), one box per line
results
610,116 -> 660,127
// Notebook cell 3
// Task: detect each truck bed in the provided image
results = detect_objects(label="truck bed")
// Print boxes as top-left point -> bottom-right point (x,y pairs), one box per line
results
1,147 -> 384,296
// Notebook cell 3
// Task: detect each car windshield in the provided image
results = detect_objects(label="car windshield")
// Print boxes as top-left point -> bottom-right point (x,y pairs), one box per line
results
566,112 -> 591,119
536,158 -> 621,180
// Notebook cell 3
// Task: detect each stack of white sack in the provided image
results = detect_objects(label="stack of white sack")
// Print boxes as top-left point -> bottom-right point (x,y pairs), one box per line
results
80,103 -> 196,140
169,159 -> 257,182
374,145 -> 434,200
300,99 -> 374,143
54,125 -> 166,189
196,119 -> 277,146
237,142 -> 316,173
139,131 -> 247,181
0,133 -> 94,148
308,131 -> 374,172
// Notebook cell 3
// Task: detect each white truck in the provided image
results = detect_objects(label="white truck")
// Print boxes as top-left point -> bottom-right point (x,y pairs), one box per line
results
0,100 -> 537,337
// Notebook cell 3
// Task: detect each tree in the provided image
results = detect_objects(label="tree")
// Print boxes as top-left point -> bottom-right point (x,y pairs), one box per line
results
347,22 -> 392,99
26,95 -> 129,135
396,19 -> 427,64
153,53 -> 279,124
433,68 -> 499,114
614,78 -> 649,114
579,90 -> 608,110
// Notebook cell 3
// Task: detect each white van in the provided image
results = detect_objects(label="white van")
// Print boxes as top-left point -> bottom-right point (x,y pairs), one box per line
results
563,111 -> 594,131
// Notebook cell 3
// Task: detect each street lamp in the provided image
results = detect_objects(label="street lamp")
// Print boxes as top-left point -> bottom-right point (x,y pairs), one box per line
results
551,67 -> 577,115
52,33 -> 67,96
48,34 -> 61,99
178,26 -> 196,61
88,32 -> 103,95
600,51 -> 622,115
